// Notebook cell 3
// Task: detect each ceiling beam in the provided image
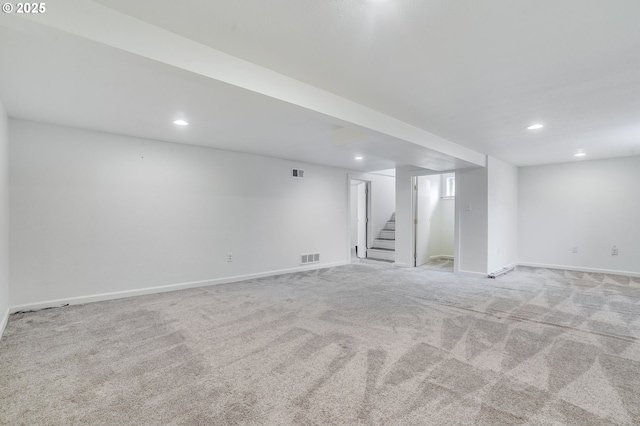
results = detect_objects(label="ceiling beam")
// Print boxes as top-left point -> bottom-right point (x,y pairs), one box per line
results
5,0 -> 486,167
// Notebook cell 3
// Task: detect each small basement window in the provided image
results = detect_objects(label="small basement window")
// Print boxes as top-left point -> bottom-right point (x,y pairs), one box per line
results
443,175 -> 455,197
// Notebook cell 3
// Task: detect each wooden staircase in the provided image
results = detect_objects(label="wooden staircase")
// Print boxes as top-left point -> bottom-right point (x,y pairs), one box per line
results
367,213 -> 395,262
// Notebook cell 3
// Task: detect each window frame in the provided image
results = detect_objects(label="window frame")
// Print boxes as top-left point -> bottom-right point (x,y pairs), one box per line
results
442,175 -> 455,198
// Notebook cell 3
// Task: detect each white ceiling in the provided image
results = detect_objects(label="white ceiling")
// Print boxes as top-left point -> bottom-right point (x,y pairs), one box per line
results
2,0 -> 640,169
0,23 -> 395,172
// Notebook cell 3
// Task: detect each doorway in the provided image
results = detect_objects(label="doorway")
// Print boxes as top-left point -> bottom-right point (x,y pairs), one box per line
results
349,179 -> 369,261
412,174 -> 455,269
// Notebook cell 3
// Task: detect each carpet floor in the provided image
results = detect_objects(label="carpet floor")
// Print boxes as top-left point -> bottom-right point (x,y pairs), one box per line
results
1,264 -> 639,425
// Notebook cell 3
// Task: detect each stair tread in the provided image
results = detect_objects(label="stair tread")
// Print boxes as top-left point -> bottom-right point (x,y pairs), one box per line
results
369,247 -> 395,252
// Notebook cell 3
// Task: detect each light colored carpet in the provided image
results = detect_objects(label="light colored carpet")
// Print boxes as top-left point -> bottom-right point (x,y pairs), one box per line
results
1,263 -> 639,425
419,258 -> 454,272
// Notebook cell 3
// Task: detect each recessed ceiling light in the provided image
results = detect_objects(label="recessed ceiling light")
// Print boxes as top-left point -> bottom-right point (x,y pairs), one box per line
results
355,156 -> 363,160
574,151 -> 586,157
173,119 -> 189,126
527,124 -> 544,130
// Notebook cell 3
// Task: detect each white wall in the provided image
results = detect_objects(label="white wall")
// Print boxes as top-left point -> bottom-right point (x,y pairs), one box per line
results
425,175 -> 441,259
440,197 -> 455,256
349,183 -> 359,245
9,119 -> 350,308
519,156 -> 640,275
455,166 -> 488,275
427,174 -> 455,259
0,100 -> 9,337
394,166 -> 414,267
348,171 -> 395,248
487,156 -> 518,273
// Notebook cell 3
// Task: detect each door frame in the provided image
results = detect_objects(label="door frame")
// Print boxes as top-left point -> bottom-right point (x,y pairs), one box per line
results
410,170 -> 457,268
412,176 -> 431,267
348,177 -> 371,262
412,176 -> 417,266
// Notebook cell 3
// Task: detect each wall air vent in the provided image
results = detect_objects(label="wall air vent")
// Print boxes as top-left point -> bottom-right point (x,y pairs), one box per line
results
292,168 -> 305,178
300,253 -> 320,265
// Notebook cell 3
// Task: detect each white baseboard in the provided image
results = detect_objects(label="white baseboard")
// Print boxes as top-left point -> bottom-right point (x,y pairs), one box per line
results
516,262 -> 640,278
456,262 -> 639,280
0,307 -> 9,341
9,261 -> 349,314
430,255 -> 454,260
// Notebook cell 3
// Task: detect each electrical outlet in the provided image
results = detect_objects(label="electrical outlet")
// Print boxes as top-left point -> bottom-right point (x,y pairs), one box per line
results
612,246 -> 618,256
572,246 -> 578,254
227,252 -> 233,262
